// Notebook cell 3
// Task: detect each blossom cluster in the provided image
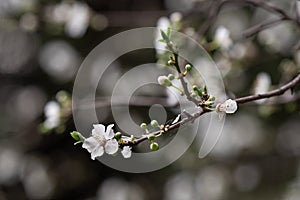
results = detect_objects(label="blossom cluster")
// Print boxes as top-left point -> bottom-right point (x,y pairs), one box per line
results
72,124 -> 132,160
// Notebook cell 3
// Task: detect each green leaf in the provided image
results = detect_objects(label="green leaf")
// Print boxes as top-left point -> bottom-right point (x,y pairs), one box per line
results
160,29 -> 169,42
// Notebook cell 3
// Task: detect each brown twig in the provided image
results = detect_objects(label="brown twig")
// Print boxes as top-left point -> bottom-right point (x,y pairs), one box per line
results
235,73 -> 300,104
243,17 -> 287,38
194,0 -> 226,41
194,0 -> 299,42
124,73 -> 300,147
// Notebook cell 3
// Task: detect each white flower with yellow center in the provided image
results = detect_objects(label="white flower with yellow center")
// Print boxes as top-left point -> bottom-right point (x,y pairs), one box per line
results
82,124 -> 118,160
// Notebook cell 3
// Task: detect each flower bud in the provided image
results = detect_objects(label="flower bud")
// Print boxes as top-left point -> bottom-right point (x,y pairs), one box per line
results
192,85 -> 198,91
151,120 -> 159,127
167,60 -> 173,66
150,142 -> 159,151
114,132 -> 122,140
192,85 -> 202,97
185,64 -> 192,72
158,76 -> 173,87
140,123 -> 147,130
168,74 -> 175,80
70,131 -> 84,141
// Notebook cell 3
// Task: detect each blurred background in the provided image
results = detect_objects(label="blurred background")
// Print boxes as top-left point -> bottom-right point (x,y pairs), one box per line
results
0,0 -> 300,199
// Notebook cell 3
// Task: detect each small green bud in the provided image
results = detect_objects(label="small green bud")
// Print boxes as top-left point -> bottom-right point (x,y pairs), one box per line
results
140,123 -> 147,130
192,85 -> 198,91
158,76 -> 172,87
114,132 -> 122,140
150,142 -> 159,151
151,120 -> 159,127
70,131 -> 85,145
185,64 -> 192,72
147,134 -> 155,141
56,90 -> 69,103
167,59 -> 173,66
168,74 -> 175,80
193,85 -> 203,97
70,131 -> 84,141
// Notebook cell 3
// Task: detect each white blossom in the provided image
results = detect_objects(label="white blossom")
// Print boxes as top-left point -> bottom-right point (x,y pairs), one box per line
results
170,12 -> 182,23
216,99 -> 238,114
121,146 -> 132,159
44,101 -> 60,129
65,2 -> 90,38
82,124 -> 118,160
214,26 -> 233,50
158,75 -> 172,87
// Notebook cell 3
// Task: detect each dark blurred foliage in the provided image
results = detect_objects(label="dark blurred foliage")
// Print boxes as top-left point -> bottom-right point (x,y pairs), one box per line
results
0,0 -> 300,200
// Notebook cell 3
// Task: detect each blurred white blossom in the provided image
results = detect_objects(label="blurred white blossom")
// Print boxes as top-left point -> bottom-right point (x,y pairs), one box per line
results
164,172 -> 195,200
214,26 -> 233,50
253,72 -> 271,104
97,178 -> 145,200
82,124 -> 118,160
170,12 -> 182,23
233,164 -> 261,192
155,17 -> 170,54
39,40 -> 80,82
65,2 -> 89,38
44,101 -> 60,129
0,148 -> 22,185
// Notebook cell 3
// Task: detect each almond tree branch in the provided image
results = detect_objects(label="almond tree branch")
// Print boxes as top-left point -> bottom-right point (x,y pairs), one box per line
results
235,73 -> 300,104
243,17 -> 287,38
122,72 -> 300,147
125,109 -> 208,146
193,0 -> 299,42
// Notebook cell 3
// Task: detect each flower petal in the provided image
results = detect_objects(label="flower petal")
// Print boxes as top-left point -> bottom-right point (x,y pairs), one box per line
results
91,146 -> 104,160
121,146 -> 132,158
92,124 -> 105,137
104,124 -> 115,140
224,99 -> 237,114
82,137 -> 98,153
104,139 -> 118,155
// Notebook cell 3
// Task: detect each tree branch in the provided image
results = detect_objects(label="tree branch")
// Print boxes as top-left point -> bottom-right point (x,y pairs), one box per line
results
125,109 -> 207,147
235,73 -> 300,104
243,17 -> 287,38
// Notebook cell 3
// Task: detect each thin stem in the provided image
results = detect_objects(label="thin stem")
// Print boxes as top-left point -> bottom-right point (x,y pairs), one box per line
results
235,73 -> 300,104
243,17 -> 287,38
171,85 -> 184,94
